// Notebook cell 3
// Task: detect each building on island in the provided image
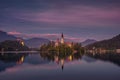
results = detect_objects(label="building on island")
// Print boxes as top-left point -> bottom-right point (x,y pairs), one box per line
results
55,38 -> 60,47
61,33 -> 64,44
55,33 -> 72,47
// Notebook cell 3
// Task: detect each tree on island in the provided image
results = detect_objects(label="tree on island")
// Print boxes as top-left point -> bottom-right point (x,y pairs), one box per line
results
40,33 -> 85,55
40,42 -> 84,55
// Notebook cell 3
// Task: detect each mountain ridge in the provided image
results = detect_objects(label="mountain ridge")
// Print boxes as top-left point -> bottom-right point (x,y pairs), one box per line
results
0,30 -> 50,48
81,39 -> 97,46
86,34 -> 120,49
0,31 -> 16,42
25,38 -> 50,48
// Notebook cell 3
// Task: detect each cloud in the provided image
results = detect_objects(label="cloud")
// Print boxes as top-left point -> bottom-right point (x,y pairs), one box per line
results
12,5 -> 120,27
8,31 -> 22,35
0,0 -> 120,41
7,31 -> 83,42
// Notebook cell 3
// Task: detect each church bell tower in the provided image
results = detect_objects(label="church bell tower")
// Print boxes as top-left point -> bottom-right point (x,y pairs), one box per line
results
61,33 -> 64,44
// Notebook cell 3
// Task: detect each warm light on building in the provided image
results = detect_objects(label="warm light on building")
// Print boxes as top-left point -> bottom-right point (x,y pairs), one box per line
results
16,37 -> 25,46
21,41 -> 25,46
54,33 -> 73,48
66,42 -> 72,48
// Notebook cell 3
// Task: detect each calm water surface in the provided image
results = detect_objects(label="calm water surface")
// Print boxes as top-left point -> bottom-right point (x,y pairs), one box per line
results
0,52 -> 120,80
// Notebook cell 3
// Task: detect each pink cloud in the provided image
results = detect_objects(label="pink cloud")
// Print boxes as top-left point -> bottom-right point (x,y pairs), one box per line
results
66,37 -> 81,42
8,31 -> 22,35
13,5 -> 120,27
7,31 -> 84,42
23,33 -> 60,39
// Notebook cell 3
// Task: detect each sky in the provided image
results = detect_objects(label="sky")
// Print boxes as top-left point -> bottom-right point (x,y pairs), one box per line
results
0,0 -> 120,42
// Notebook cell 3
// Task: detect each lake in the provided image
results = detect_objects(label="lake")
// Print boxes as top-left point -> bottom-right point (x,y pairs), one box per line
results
0,52 -> 120,80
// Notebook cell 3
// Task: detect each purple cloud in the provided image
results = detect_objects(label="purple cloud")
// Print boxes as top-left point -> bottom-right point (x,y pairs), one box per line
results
8,31 -> 83,42
8,31 -> 22,35
12,5 -> 120,27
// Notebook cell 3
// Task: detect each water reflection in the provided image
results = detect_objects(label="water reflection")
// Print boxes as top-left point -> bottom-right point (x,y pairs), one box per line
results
40,51 -> 83,70
86,53 -> 120,67
0,52 -> 120,80
0,53 -> 28,72
0,52 -> 120,72
40,51 -> 120,71
0,53 -> 27,64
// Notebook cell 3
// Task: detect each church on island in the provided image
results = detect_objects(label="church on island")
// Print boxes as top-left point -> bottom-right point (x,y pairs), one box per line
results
55,33 -> 72,47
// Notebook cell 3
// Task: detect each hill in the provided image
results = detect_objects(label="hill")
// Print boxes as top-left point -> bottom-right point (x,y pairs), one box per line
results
0,30 -> 16,42
0,30 -> 50,48
81,39 -> 96,46
25,38 -> 50,48
86,34 -> 120,49
0,40 -> 29,51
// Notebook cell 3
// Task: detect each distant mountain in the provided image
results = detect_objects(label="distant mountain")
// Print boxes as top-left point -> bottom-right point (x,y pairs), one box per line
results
25,38 -> 50,48
81,39 -> 97,46
86,34 -> 120,49
0,30 -> 50,48
0,30 -> 16,42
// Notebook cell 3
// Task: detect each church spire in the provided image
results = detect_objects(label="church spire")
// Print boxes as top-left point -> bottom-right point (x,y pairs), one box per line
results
61,33 -> 64,38
61,33 -> 64,44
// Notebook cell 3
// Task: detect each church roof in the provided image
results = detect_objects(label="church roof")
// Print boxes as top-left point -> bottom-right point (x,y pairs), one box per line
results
61,33 -> 64,38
